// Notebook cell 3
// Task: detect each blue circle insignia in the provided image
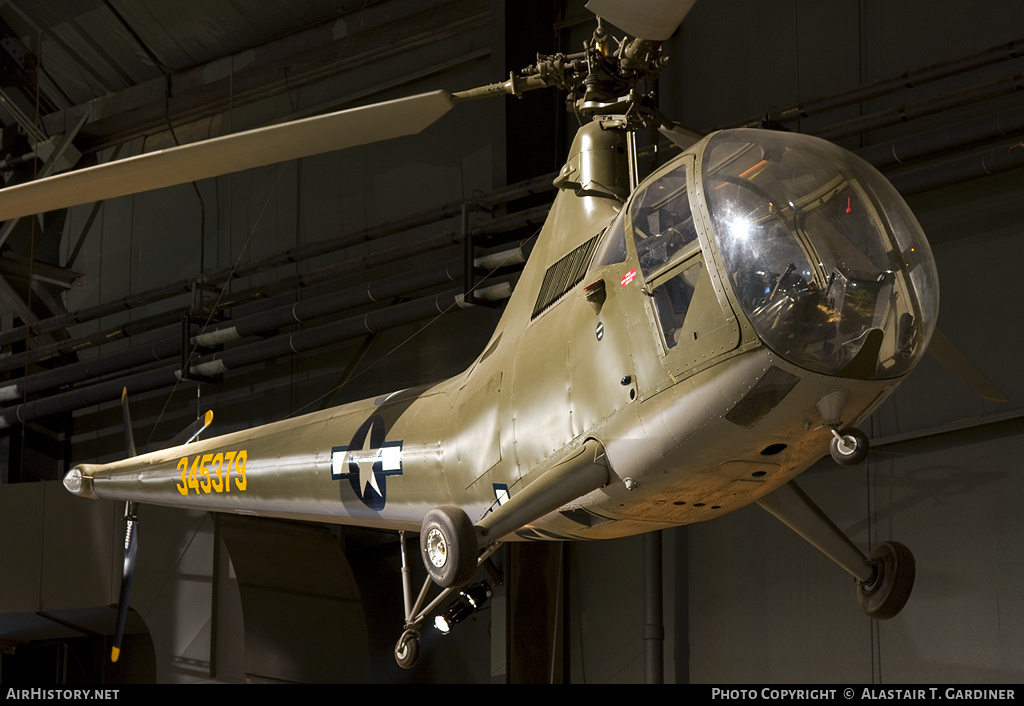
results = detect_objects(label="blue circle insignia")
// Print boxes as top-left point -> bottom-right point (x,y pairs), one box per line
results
330,415 -> 404,511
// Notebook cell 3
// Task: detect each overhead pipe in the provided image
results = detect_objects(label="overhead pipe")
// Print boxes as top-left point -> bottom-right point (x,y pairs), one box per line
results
0,281 -> 515,431
0,204 -> 546,373
0,228 -> 467,374
885,137 -> 1024,195
0,241 -> 529,401
831,101 -> 1024,195
855,102 -> 1024,169
811,71 -> 1024,142
181,282 -> 508,381
721,37 -> 1024,130
0,172 -> 556,348
0,260 -> 461,402
0,231 -> 464,375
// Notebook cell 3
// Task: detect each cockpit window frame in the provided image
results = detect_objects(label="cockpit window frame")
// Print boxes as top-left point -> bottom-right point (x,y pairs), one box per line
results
624,152 -> 742,373
629,163 -> 702,281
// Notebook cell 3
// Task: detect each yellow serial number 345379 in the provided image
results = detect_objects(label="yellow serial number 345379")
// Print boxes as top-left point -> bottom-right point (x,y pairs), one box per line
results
176,450 -> 248,495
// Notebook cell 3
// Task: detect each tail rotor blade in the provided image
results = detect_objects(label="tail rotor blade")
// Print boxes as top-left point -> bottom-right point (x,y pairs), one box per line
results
167,410 -> 214,448
120,388 -> 137,458
111,502 -> 138,663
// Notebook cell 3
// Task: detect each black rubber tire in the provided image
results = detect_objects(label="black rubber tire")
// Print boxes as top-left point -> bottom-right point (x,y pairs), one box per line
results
830,427 -> 869,466
857,541 -> 916,620
420,505 -> 478,588
394,629 -> 420,670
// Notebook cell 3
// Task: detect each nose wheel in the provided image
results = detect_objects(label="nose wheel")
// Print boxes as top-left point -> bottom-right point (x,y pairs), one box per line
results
829,426 -> 869,466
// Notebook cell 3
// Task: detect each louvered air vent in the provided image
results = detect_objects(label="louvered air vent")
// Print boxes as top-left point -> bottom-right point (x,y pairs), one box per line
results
531,234 -> 602,319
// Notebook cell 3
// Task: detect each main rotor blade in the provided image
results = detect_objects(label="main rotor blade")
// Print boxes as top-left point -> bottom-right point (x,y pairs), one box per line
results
586,0 -> 698,41
0,90 -> 455,222
928,327 -> 1008,403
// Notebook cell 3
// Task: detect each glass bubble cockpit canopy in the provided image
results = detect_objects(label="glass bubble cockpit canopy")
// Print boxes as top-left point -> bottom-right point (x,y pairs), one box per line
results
699,129 -> 939,380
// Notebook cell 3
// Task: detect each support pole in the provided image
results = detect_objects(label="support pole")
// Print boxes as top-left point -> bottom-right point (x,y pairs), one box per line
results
644,531 -> 664,684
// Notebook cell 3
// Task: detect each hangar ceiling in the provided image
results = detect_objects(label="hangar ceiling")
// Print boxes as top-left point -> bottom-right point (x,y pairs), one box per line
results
0,0 -> 451,140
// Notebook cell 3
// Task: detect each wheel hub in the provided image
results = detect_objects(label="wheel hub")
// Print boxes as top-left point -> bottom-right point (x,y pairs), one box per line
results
425,528 -> 448,568
859,563 -> 882,593
836,435 -> 857,455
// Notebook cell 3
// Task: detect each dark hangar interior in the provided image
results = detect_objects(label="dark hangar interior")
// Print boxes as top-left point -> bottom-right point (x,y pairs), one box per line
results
0,0 -> 1022,684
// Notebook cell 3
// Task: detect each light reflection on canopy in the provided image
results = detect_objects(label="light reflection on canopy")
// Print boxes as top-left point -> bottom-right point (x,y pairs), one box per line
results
700,129 -> 939,379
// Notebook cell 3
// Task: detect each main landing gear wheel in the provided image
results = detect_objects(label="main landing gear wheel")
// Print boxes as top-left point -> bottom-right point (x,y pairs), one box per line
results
857,541 -> 916,620
394,629 -> 420,670
830,427 -> 869,466
420,505 -> 478,588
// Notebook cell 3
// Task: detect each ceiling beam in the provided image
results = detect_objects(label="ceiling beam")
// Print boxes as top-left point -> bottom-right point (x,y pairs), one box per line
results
38,0 -> 490,153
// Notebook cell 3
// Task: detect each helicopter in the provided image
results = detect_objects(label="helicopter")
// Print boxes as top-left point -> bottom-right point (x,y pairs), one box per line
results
0,0 -> 965,670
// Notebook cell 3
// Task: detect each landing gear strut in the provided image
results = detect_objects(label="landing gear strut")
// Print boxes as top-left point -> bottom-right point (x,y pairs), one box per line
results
392,440 -> 609,667
757,480 -> 915,620
393,530 -> 502,669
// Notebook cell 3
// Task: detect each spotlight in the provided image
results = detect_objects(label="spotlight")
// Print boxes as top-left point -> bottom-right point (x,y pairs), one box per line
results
434,581 -> 492,634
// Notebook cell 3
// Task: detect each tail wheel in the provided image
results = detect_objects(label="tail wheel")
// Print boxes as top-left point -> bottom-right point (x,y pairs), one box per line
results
830,427 -> 869,466
394,629 -> 420,670
420,505 -> 478,588
857,541 -> 915,620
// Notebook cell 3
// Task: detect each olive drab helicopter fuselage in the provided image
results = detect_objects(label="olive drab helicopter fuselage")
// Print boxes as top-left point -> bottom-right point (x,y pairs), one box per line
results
65,122 -> 940,536
63,120 -> 937,662
42,2 -> 939,669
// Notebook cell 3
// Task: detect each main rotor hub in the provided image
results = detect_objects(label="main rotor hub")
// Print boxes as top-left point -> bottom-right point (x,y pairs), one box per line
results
525,22 -> 669,128
449,20 -> 672,133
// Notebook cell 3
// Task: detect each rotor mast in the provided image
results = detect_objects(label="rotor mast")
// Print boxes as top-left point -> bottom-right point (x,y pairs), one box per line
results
451,19 -> 674,194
